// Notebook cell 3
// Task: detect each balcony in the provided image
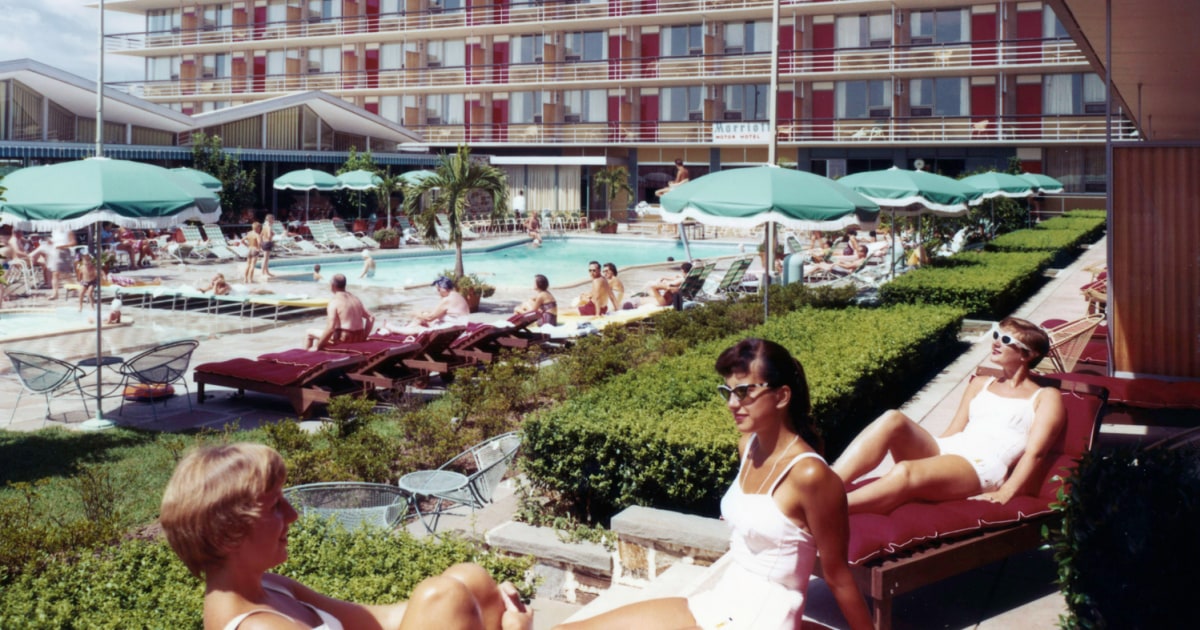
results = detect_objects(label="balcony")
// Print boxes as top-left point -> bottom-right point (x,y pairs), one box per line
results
407,115 -> 1138,147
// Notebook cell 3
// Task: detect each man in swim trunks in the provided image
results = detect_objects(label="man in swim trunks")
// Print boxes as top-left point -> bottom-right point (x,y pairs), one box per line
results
307,273 -> 374,351
577,260 -> 613,316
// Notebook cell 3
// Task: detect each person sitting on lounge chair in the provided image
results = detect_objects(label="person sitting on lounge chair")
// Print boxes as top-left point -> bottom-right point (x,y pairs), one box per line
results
573,261 -> 614,316
601,262 -> 630,310
832,317 -> 1065,514
379,276 -> 470,335
641,262 -> 692,307
198,272 -> 232,296
160,443 -> 533,630
513,274 -> 558,326
806,245 -> 870,279
306,273 -> 374,351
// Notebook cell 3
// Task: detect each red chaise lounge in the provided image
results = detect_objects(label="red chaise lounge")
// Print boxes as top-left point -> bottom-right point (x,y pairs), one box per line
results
193,349 -> 366,418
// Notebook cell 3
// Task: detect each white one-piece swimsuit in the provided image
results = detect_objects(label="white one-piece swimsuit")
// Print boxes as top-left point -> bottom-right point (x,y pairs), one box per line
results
222,580 -> 344,630
935,377 -> 1045,491
687,436 -> 823,630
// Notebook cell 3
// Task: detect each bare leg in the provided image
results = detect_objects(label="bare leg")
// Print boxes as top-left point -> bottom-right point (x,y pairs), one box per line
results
846,455 -> 981,515
831,410 -> 940,484
398,563 -> 524,630
555,597 -> 696,630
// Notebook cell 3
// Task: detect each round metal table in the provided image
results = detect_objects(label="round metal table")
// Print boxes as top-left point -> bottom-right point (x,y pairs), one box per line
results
398,470 -> 470,533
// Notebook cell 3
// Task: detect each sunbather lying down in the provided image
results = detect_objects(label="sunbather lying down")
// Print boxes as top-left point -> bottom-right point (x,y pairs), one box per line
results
832,317 -> 1066,515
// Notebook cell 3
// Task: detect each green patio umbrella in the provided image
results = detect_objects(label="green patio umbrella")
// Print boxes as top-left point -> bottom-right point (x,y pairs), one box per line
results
336,169 -> 383,190
960,171 -> 1034,199
660,165 -> 879,318
399,169 -> 439,185
838,167 -> 983,216
170,166 -> 223,192
1018,172 -> 1065,193
273,168 -> 341,223
0,157 -> 222,430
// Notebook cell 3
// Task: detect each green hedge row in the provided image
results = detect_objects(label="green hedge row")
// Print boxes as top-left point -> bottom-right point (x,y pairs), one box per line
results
522,304 -> 965,520
985,228 -> 1089,253
0,516 -> 534,629
1064,209 -> 1105,220
878,251 -> 1053,320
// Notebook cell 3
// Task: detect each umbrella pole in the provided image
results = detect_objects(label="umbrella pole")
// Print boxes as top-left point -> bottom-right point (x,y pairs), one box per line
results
81,222 -> 114,430
679,222 -> 694,262
763,222 -> 774,321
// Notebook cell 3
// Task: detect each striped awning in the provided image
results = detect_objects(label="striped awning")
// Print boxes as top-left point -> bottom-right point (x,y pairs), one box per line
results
0,142 -> 440,166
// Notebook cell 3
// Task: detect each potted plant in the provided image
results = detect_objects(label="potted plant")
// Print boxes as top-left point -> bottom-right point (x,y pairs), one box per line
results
592,218 -> 619,234
447,270 -> 495,313
373,227 -> 400,249
592,166 -> 634,222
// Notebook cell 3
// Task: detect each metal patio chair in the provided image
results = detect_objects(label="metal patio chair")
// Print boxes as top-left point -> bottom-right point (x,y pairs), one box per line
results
6,350 -> 90,426
398,431 -> 521,532
285,482 -> 410,531
117,339 -> 200,421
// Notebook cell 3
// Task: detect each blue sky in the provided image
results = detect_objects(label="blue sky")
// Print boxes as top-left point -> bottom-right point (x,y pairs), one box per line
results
0,1 -> 144,82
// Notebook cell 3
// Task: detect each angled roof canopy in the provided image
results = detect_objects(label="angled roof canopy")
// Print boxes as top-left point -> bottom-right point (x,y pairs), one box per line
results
191,91 -> 423,146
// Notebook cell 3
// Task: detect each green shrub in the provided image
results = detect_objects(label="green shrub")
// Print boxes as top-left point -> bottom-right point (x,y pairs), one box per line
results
0,516 -> 535,629
522,304 -> 964,521
1048,445 -> 1200,629
986,228 -> 1088,253
1064,209 -> 1105,220
879,251 -> 1052,319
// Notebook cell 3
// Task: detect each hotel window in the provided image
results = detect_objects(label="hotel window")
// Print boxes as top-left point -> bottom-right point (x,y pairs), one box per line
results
427,40 -> 465,68
563,89 -> 606,123
147,9 -> 181,33
426,94 -> 464,124
564,31 -> 606,62
381,0 -> 403,15
380,95 -> 417,123
1043,6 -> 1070,39
724,21 -> 772,54
201,54 -> 231,79
909,77 -> 967,116
835,14 -> 892,48
511,91 -> 545,123
663,24 -> 703,57
661,86 -> 703,121
910,9 -> 968,44
836,80 -> 891,118
722,84 -> 768,121
308,0 -> 341,21
202,5 -> 232,30
1044,73 -> 1106,115
267,0 -> 289,24
430,0 -> 464,13
147,56 -> 181,81
307,46 -> 341,73
512,34 -> 544,64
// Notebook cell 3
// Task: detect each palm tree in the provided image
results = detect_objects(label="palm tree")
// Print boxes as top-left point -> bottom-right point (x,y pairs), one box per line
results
592,166 -> 634,221
402,144 -> 508,279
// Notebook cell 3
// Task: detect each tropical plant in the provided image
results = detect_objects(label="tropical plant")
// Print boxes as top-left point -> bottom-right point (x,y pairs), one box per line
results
335,147 -> 384,219
402,145 -> 508,279
190,132 -> 257,217
592,166 -> 633,220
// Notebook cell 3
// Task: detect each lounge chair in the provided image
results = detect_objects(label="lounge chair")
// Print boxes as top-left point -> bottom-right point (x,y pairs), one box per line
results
271,222 -> 320,255
285,482 -> 410,531
332,218 -> 380,248
398,431 -> 521,532
676,261 -> 716,306
818,369 -> 1107,630
446,321 -> 537,364
493,311 -> 550,350
1038,314 -> 1105,374
322,338 -> 425,394
193,349 -> 365,417
310,220 -> 365,251
176,224 -> 219,261
698,257 -> 754,299
6,350 -> 91,425
202,225 -> 249,259
365,326 -> 468,387
116,339 -> 199,421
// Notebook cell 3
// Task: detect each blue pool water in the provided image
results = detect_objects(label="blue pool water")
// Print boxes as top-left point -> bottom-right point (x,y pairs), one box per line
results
273,237 -> 743,289
0,308 -> 99,342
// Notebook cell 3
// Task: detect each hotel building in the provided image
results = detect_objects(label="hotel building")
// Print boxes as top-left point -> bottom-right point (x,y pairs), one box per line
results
100,0 -> 1130,211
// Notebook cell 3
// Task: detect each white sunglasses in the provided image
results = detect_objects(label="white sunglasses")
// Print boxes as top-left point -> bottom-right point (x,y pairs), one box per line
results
988,323 -> 1031,352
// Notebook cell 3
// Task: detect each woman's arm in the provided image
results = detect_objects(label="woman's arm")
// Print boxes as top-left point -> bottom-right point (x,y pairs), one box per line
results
939,377 -> 987,438
271,574 -> 401,630
974,388 -> 1066,504
786,462 -> 874,630
420,298 -> 451,324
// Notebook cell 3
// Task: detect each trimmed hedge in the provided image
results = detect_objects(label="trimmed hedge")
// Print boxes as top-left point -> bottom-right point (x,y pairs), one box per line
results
1048,445 -> 1200,629
985,228 -> 1089,253
522,304 -> 965,520
0,516 -> 534,629
879,251 -> 1053,320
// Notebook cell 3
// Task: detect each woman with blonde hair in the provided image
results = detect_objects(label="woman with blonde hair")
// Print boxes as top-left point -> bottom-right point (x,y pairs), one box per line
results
161,443 -> 531,630
833,317 -> 1065,514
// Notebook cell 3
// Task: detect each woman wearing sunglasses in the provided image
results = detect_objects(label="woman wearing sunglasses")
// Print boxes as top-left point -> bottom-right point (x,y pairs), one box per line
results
832,317 -> 1064,515
557,338 -> 872,630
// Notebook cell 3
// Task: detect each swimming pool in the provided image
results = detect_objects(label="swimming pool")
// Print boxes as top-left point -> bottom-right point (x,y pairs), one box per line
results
273,237 -> 744,289
0,308 -> 102,343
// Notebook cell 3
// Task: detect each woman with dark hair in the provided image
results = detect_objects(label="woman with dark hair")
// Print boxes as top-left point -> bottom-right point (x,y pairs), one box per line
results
833,317 -> 1065,514
513,274 -> 557,326
160,443 -> 531,630
556,339 -> 872,630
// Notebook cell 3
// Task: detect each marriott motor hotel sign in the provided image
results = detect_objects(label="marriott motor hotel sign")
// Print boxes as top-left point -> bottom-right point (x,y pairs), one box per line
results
712,122 -> 770,144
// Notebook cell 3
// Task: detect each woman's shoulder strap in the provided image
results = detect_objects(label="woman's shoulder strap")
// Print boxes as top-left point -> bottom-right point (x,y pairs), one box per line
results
768,452 -> 827,495
222,609 -> 295,630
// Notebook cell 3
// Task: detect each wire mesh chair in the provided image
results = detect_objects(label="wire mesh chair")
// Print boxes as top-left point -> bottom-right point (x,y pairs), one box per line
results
6,350 -> 90,426
285,482 -> 410,531
117,339 -> 199,420
399,431 -> 521,532
1043,314 -> 1105,374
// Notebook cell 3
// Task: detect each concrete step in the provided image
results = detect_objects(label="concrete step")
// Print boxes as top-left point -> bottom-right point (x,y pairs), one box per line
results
562,561 -> 709,623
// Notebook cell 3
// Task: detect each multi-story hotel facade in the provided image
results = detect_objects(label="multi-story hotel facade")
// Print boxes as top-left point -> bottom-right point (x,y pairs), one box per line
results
105,0 -> 1129,212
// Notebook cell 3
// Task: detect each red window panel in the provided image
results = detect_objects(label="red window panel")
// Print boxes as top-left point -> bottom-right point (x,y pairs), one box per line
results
1015,82 -> 1042,138
970,11 -> 997,65
812,22 -> 834,72
811,86 -> 833,139
365,48 -> 379,89
1015,8 -> 1042,63
639,93 -> 658,141
492,40 -> 509,85
640,32 -> 659,79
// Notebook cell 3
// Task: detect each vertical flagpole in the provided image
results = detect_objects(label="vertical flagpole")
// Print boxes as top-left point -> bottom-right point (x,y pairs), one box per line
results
83,0 -> 115,430
764,0 -> 780,321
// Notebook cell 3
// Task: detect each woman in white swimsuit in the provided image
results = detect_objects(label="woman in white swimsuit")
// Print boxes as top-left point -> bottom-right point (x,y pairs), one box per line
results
160,443 -> 532,630
557,339 -> 872,630
833,317 -> 1066,514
